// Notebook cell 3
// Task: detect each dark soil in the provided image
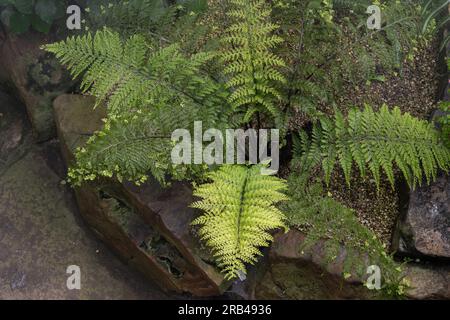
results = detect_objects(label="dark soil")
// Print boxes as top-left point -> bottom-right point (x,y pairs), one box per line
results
340,40 -> 442,120
289,40 -> 444,249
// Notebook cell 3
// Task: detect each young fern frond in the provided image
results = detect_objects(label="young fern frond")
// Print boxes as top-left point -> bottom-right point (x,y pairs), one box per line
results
85,0 -> 176,35
191,164 -> 288,280
44,29 -> 228,117
298,105 -> 450,190
220,0 -> 286,125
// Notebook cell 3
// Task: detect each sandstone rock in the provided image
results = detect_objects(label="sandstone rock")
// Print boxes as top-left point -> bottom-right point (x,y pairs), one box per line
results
394,175 -> 450,259
0,91 -> 27,156
0,31 -> 74,142
53,94 -> 227,297
405,263 -> 450,300
0,90 -> 33,176
258,230 -> 450,300
254,230 -> 376,300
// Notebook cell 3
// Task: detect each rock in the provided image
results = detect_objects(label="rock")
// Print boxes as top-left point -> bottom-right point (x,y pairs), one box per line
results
0,31 -> 74,142
254,230 -> 376,300
405,263 -> 450,300
0,140 -> 169,299
394,175 -> 450,259
0,91 -> 27,156
53,94 -> 227,297
0,91 -> 33,176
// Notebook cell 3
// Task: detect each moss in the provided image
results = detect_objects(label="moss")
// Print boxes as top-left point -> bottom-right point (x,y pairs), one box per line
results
26,53 -> 73,96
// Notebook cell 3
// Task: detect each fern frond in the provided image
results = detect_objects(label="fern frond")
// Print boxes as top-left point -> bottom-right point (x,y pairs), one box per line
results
85,0 -> 175,35
44,29 -> 228,118
220,0 -> 286,125
68,101 -> 210,186
299,105 -> 450,190
191,164 -> 288,280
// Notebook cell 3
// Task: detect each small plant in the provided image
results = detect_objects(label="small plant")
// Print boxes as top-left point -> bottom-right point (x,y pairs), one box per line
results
191,163 -> 288,280
0,0 -> 67,34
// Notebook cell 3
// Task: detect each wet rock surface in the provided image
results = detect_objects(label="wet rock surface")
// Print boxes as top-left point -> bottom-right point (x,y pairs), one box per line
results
254,230 -> 376,300
0,91 -> 169,299
254,230 -> 450,300
0,31 -> 74,142
394,175 -> 450,259
0,91 -> 31,167
404,263 -> 450,300
53,94 -> 227,297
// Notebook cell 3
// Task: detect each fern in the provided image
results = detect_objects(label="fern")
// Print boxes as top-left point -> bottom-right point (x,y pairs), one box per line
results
220,0 -> 286,125
298,105 -> 450,190
44,29 -> 228,117
84,0 -> 209,43
68,109 -> 185,186
45,29 -> 229,185
191,164 -> 289,280
283,169 -> 406,297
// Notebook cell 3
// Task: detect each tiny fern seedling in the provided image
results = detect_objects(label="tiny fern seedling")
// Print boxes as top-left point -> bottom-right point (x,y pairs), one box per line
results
191,164 -> 289,280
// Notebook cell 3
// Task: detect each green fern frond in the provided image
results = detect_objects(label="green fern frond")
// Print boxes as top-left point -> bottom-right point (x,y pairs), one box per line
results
220,0 -> 286,125
68,101 -> 211,186
191,164 -> 289,280
68,112 -> 170,186
44,29 -> 228,117
299,105 -> 450,190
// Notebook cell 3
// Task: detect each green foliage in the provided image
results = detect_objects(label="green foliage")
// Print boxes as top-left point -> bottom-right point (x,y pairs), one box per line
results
437,101 -> 450,149
45,28 -> 229,185
220,0 -> 286,125
84,0 -> 208,39
68,105 -> 208,186
0,0 -> 66,34
283,169 -> 407,298
44,0 -> 450,294
271,0 -> 448,123
297,105 -> 450,190
191,164 -> 288,280
44,29 -> 227,117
